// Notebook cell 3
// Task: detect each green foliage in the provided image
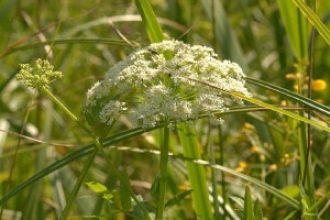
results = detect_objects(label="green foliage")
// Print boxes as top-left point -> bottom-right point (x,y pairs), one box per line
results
293,0 -> 330,46
119,170 -> 133,212
231,187 -> 264,220
2,0 -> 330,220
277,0 -> 308,60
165,189 -> 194,209
244,186 -> 255,220
134,0 -> 164,43
85,181 -> 114,201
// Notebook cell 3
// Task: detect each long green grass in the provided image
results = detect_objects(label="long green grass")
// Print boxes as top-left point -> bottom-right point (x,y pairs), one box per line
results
1,1 -> 330,220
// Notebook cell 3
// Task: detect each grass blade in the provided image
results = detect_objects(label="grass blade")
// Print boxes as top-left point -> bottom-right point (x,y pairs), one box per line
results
134,0 -> 164,43
293,0 -> 330,45
184,76 -> 330,133
277,0 -> 308,59
200,0 -> 246,68
246,77 -> 330,118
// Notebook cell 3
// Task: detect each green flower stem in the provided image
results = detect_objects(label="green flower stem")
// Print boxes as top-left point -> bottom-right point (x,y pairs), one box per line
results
41,87 -> 78,122
177,122 -> 213,220
41,87 -> 91,134
59,146 -> 99,220
156,124 -> 170,220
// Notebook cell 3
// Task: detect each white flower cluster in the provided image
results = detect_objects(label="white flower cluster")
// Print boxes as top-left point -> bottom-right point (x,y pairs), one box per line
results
85,40 -> 250,129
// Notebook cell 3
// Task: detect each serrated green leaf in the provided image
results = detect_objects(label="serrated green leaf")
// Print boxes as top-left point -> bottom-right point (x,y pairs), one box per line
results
253,200 -> 263,220
244,186 -> 254,220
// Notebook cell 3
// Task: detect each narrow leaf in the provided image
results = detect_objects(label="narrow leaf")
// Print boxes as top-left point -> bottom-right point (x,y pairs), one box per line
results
277,0 -> 308,59
246,77 -> 330,118
200,0 -> 246,68
184,76 -> 330,133
165,189 -> 194,209
151,173 -> 161,202
134,0 -> 164,43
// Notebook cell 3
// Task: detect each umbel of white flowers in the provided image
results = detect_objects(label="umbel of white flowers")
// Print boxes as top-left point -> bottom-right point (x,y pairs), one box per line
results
85,40 -> 251,129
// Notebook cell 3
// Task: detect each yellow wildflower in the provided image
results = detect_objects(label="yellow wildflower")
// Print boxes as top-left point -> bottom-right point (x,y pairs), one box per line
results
312,79 -> 327,92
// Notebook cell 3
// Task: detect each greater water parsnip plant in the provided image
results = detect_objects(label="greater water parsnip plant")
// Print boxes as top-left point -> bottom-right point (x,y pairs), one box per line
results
84,40 -> 251,130
83,39 -> 251,219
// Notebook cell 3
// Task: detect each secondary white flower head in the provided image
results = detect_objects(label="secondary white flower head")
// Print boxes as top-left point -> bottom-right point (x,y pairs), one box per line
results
85,40 -> 250,129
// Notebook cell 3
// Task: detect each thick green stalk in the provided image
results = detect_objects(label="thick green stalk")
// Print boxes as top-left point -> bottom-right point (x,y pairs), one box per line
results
156,124 -> 170,219
210,121 -> 221,219
177,122 -> 213,220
